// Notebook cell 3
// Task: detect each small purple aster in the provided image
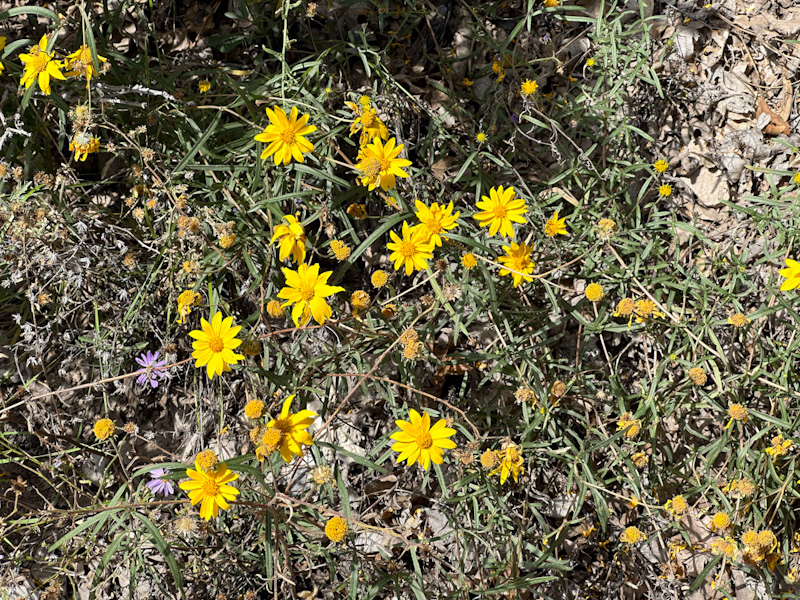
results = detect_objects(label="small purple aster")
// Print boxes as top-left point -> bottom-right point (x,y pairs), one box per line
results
146,468 -> 174,496
135,350 -> 167,388
511,113 -> 520,125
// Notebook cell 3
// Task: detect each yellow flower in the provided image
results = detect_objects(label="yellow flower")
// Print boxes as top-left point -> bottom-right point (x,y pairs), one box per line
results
93,418 -> 115,441
765,434 -> 793,458
520,79 -> 538,96
350,290 -> 371,311
265,394 -> 317,463
664,494 -> 688,517
386,220 -> 435,275
653,159 -> 669,173
412,199 -> 459,247
474,185 -> 528,238
381,303 -> 397,318
658,184 -> 672,197
19,35 -> 66,95
69,132 -> 100,162
390,409 -> 457,470
64,44 -> 107,82
585,283 -> 604,302
544,211 -> 568,237
355,137 -> 412,191
277,263 -> 344,326
620,526 -> 645,544
709,511 -> 731,532
330,239 -> 351,261
476,132 -> 486,143
271,214 -> 307,264
347,203 -> 367,220
196,449 -> 218,470
498,241 -> 535,287
490,442 -> 524,484
189,312 -> 245,379
617,412 -> 641,438
462,77 -> 474,86
345,98 -> 389,146
198,80 -> 210,93
779,258 -> 800,291
371,270 -> 389,288
631,452 -> 648,468
244,400 -> 265,419
254,106 -> 317,165
543,0 -> 559,6
725,403 -> 748,429
794,172 -> 800,185
586,58 -> 595,67
0,37 -> 5,73
711,537 -> 738,559
688,367 -> 707,386
727,312 -> 750,327
480,449 -> 499,469
614,297 -> 635,317
266,299 -> 285,318
179,459 -> 239,520
634,299 -> 664,322
176,289 -> 202,324
461,252 -> 477,269
325,516 -> 349,542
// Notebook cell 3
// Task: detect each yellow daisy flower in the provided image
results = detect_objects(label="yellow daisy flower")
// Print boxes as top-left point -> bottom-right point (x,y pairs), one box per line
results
521,79 -> 538,96
0,37 -> 6,74
254,105 -> 317,165
271,213 -> 307,264
474,185 -> 528,238
355,137 -> 412,191
490,442 -> 524,484
412,199 -> 459,247
390,409 -> 457,470
69,132 -> 100,161
178,459 -> 239,520
64,44 -> 107,82
386,220 -> 434,275
779,258 -> 800,291
189,312 -> 245,379
277,263 -> 344,326
498,241 -> 535,287
265,394 -> 317,463
544,211 -> 568,237
19,34 -> 66,95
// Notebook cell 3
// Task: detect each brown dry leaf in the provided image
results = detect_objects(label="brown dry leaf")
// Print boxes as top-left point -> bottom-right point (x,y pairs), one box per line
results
756,93 -> 790,136
431,156 -> 454,182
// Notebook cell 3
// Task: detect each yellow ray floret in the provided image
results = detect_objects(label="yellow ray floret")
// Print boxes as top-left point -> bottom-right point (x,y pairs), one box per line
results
265,394 -> 317,463
189,312 -> 245,378
474,185 -> 528,238
390,409 -> 456,470
355,137 -> 412,191
254,105 -> 317,165
277,263 -> 344,326
19,34 -> 66,95
179,460 -> 239,520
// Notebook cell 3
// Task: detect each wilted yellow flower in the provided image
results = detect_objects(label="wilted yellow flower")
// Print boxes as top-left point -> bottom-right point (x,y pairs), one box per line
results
664,494 -> 688,518
617,412 -> 641,438
244,400 -> 265,420
711,537 -> 738,559
347,203 -> 367,220
688,367 -> 707,386
490,441 -> 524,484
330,239 -> 351,261
176,289 -> 202,323
69,132 -> 100,162
381,303 -> 397,319
271,214 -> 307,264
267,299 -> 285,318
65,44 -> 107,83
520,78 -> 538,96
722,478 -> 755,498
614,297 -> 635,317
631,452 -> 648,468
198,80 -> 210,92
350,290 -> 371,311
620,526 -> 645,544
634,299 -> 664,323
93,418 -> 115,441
765,434 -> 793,458
480,449 -> 499,469
325,516 -> 349,542
725,403 -> 748,429
345,97 -> 389,146
196,449 -> 218,471
727,312 -> 750,327
709,511 -> 731,532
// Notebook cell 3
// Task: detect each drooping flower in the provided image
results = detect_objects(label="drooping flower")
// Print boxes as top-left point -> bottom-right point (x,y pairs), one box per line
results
355,137 -> 412,191
277,263 -> 344,326
779,258 -> 800,291
64,44 -> 107,83
189,312 -> 245,379
345,97 -> 389,146
146,468 -> 174,497
490,441 -> 524,484
19,35 -> 66,95
176,289 -> 202,324
69,132 -> 100,161
254,106 -> 316,165
498,241 -> 535,287
765,434 -> 793,458
544,211 -> 568,237
390,409 -> 457,470
135,350 -> 167,388
634,299 -> 664,323
271,214 -> 307,264
178,459 -> 239,520
265,394 -> 317,463
412,199 -> 459,247
386,220 -> 434,275
474,185 -> 528,238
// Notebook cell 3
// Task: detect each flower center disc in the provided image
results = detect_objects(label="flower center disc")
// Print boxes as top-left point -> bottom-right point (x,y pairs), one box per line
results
208,336 -> 225,353
202,479 -> 220,497
362,158 -> 382,178
272,418 -> 292,434
493,205 -> 508,219
400,241 -> 417,259
299,286 -> 315,301
417,432 -> 433,449
31,53 -> 50,74
280,129 -> 296,144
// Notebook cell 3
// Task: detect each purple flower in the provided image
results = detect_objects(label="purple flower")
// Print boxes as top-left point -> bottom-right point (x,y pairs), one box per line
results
146,468 -> 174,496
511,113 -> 520,125
135,350 -> 167,388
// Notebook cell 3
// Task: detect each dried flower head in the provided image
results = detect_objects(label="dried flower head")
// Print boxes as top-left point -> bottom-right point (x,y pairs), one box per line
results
480,450 -> 499,469
266,299 -> 285,318
688,367 -> 707,386
514,387 -> 535,404
617,412 -> 641,438
634,299 -> 664,322
241,339 -> 262,356
461,252 -> 477,269
381,304 -> 397,319
664,494 -> 688,517
195,449 -> 218,471
350,290 -> 371,311
614,298 -> 635,317
347,203 -> 367,220
631,451 -> 648,468
709,511 -> 731,532
620,526 -> 646,544
310,464 -> 334,486
330,239 -> 351,261
728,313 -> 750,328
245,400 -> 265,420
